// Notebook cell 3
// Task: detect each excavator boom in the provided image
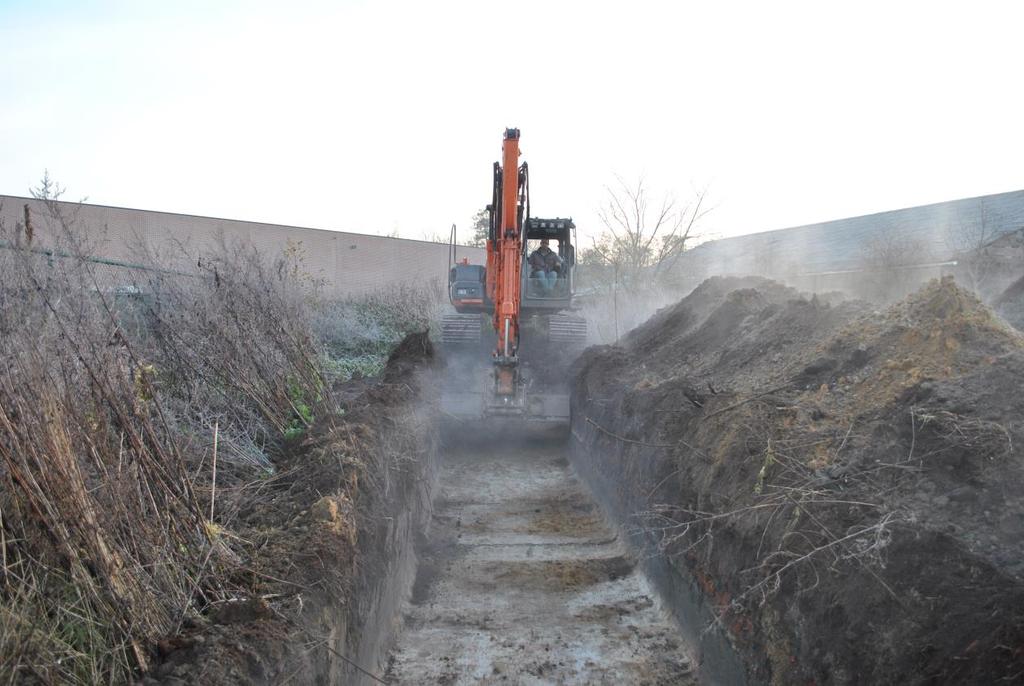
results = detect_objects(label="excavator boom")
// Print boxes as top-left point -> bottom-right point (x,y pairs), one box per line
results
491,128 -> 525,396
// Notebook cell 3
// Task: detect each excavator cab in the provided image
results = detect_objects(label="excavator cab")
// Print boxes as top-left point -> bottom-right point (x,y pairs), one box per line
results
521,217 -> 587,346
522,217 -> 576,307
448,218 -> 578,314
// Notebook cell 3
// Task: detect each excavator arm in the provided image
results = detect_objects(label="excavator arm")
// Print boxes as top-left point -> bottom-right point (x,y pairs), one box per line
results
488,128 -> 527,397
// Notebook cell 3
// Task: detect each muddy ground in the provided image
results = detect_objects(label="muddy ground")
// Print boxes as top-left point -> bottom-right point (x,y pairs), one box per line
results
572,276 -> 1024,684
386,433 -> 696,685
145,333 -> 438,685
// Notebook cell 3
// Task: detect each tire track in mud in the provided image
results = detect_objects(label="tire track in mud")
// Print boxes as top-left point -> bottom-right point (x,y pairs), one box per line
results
387,436 -> 695,685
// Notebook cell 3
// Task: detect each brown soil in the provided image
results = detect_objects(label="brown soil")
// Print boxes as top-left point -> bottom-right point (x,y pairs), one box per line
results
144,333 -> 438,685
572,276 -> 1024,685
526,507 -> 603,535
487,556 -> 636,591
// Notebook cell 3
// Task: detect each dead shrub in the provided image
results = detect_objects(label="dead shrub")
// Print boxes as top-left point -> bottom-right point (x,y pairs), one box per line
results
0,228 -> 216,682
138,235 -> 331,444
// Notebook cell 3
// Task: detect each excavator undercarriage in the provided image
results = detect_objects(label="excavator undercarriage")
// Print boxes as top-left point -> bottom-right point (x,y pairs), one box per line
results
439,312 -> 585,423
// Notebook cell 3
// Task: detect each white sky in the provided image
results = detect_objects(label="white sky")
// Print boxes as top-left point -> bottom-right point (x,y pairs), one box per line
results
1,0 -> 1022,245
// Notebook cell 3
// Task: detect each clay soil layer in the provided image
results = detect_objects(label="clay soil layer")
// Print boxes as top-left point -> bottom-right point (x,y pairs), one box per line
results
387,434 -> 696,685
571,276 -> 1024,685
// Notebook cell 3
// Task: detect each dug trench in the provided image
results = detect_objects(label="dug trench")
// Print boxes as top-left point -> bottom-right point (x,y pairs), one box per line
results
152,276 -> 1024,685
150,329 -> 711,684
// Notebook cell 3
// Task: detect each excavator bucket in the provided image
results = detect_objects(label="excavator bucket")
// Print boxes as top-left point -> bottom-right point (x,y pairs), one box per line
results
438,343 -> 573,426
440,385 -> 570,424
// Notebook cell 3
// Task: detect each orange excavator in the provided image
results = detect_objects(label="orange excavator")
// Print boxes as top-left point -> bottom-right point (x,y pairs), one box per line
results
442,128 -> 586,423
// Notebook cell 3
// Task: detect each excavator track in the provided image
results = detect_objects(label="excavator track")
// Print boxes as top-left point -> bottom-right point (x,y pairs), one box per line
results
547,314 -> 588,345
441,313 -> 482,345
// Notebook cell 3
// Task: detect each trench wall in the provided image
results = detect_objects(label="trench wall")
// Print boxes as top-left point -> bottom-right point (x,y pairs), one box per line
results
338,424 -> 439,685
146,342 -> 441,686
568,415 -> 752,685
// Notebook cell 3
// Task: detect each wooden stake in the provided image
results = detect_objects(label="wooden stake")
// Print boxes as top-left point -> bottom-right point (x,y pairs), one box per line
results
210,421 -> 219,522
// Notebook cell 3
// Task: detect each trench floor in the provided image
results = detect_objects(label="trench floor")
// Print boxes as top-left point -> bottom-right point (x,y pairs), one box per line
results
386,437 -> 695,685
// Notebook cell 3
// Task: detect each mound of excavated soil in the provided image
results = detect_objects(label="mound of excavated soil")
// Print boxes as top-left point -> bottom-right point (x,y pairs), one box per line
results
572,276 -> 1024,685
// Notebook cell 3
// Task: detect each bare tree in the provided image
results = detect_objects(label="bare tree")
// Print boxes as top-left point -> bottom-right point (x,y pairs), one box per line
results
29,169 -> 65,202
948,199 -> 1015,298
468,207 -> 489,247
582,177 -> 710,289
420,229 -> 448,243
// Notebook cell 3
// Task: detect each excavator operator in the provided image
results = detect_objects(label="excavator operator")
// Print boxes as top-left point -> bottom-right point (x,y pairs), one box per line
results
529,239 -> 562,294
